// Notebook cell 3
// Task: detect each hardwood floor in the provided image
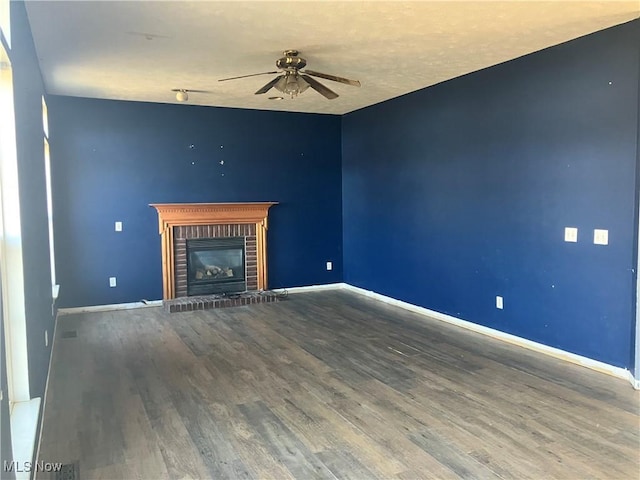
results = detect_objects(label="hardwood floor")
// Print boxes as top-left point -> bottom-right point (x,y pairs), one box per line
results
38,290 -> 639,479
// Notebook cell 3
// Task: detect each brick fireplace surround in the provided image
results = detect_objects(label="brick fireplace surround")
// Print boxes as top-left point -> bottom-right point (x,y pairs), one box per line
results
150,202 -> 277,300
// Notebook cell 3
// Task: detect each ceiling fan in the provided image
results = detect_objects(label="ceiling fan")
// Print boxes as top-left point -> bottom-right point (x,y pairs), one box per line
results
218,50 -> 361,100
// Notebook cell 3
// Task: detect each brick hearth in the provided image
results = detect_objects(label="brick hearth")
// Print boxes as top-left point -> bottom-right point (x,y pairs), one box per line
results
163,291 -> 282,313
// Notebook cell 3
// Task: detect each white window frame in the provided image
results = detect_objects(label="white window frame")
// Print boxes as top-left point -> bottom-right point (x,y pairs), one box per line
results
42,97 -> 57,297
0,38 -> 29,406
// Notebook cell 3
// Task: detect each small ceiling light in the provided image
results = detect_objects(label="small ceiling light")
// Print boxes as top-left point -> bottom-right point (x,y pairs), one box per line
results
176,89 -> 188,102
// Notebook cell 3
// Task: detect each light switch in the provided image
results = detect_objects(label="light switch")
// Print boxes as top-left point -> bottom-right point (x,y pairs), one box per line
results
326,261 -> 333,271
496,296 -> 504,309
594,229 -> 608,245
109,277 -> 117,287
115,221 -> 123,232
564,227 -> 578,243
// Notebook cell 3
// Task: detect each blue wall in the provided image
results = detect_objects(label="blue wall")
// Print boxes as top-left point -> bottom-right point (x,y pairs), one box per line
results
48,98 -> 343,307
342,20 -> 640,369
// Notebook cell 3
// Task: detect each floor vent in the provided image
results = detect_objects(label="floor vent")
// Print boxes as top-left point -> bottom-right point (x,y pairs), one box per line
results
54,462 -> 78,480
61,330 -> 78,339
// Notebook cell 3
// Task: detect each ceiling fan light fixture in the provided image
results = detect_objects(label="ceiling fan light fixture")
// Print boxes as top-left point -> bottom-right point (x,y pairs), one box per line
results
275,73 -> 309,98
283,76 -> 300,98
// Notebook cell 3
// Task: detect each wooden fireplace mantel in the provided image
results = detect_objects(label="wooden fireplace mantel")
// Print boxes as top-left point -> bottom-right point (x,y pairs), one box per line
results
150,202 -> 278,299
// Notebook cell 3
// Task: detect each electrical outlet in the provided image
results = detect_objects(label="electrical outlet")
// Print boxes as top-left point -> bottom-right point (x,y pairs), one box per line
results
326,261 -> 332,271
496,296 -> 504,309
45,330 -> 49,347
109,277 -> 117,287
115,221 -> 123,232
593,229 -> 608,245
564,227 -> 578,243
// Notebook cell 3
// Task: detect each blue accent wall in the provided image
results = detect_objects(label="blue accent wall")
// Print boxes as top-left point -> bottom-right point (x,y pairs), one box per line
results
48,98 -> 343,308
342,20 -> 640,369
634,33 -> 640,379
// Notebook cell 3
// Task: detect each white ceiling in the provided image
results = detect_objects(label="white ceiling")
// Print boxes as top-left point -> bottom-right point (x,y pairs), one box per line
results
25,1 -> 639,115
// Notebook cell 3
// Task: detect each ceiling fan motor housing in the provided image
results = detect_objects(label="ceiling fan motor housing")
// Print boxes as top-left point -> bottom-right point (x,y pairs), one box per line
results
276,50 -> 307,70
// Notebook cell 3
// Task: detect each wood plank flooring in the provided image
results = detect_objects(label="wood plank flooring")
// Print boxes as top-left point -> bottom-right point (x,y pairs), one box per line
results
38,290 -> 639,479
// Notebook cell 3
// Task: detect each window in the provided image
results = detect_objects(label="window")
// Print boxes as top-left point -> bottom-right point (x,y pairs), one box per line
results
2,12 -> 44,471
42,97 -> 56,293
0,0 -> 9,48
42,95 -> 49,138
1,37 -> 29,405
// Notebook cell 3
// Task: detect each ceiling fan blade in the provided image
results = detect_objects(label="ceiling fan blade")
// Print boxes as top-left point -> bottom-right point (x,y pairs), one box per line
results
218,71 -> 279,82
301,75 -> 338,100
171,89 -> 214,94
304,69 -> 361,87
255,75 -> 283,95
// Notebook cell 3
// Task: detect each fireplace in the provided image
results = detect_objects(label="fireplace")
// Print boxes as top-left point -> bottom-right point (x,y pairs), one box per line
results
187,237 -> 245,295
150,202 -> 277,300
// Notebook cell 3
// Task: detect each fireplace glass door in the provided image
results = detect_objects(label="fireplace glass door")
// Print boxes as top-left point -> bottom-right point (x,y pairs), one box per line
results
186,237 -> 246,295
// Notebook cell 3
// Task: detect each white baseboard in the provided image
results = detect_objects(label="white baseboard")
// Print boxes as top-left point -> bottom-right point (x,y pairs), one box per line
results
57,300 -> 163,315
629,371 -> 640,390
342,283 -> 633,386
273,283 -> 346,294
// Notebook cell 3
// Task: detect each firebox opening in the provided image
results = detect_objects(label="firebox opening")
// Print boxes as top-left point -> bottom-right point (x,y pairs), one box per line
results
187,237 -> 246,296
